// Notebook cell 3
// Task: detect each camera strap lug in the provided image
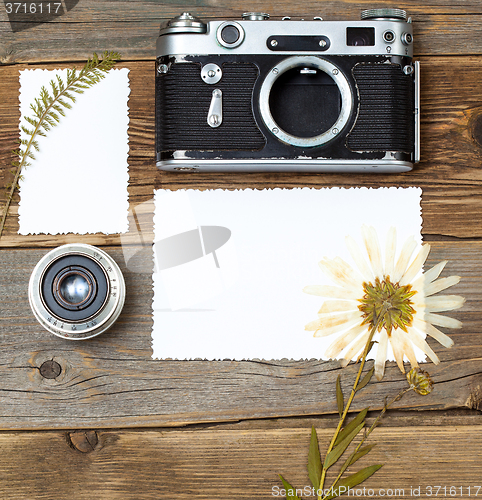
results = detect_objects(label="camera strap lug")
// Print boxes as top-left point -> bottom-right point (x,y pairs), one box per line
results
207,89 -> 223,128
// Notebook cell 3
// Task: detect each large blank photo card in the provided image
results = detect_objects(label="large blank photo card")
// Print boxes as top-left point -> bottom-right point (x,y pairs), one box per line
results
152,187 -> 423,361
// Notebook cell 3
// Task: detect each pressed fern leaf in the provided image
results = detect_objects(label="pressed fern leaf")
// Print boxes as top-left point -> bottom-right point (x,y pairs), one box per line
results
0,50 -> 121,238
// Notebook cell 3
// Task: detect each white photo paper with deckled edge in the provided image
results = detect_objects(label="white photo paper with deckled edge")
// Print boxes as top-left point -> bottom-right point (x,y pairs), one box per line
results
17,68 -> 130,235
151,187 -> 424,361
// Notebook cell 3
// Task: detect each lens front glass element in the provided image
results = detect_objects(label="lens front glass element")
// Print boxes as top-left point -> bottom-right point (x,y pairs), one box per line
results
58,272 -> 91,306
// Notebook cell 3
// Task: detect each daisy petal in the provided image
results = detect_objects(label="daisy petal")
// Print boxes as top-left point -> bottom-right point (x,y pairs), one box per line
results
424,276 -> 461,297
318,300 -> 360,314
361,225 -> 383,277
393,328 -> 419,369
392,236 -> 418,282
340,330 -> 370,366
334,256 -> 365,283
303,285 -> 359,299
422,312 -> 462,330
375,330 -> 388,380
325,324 -> 368,359
305,319 -> 360,337
345,235 -> 374,282
318,258 -> 362,291
423,295 -> 466,313
413,318 -> 454,347
404,327 -> 440,365
389,329 -> 407,373
412,261 -> 448,290
399,243 -> 430,286
384,227 -> 397,279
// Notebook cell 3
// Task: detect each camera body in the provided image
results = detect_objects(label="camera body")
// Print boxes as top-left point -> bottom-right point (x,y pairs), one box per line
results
156,10 -> 420,173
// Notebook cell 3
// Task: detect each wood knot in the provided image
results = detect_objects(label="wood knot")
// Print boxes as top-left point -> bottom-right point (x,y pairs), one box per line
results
39,360 -> 61,379
470,114 -> 482,148
67,431 -> 99,453
466,386 -> 482,411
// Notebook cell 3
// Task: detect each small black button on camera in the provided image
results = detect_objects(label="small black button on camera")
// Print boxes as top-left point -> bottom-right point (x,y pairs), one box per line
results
221,25 -> 240,44
401,32 -> 413,45
383,30 -> 396,43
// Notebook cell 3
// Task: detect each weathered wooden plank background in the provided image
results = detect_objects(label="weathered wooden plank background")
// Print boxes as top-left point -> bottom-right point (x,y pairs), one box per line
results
3,54 -> 482,243
0,417 -> 481,499
1,0 -> 481,498
0,242 -> 478,430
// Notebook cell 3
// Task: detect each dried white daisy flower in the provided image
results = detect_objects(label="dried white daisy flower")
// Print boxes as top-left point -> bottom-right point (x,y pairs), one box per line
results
304,225 -> 465,381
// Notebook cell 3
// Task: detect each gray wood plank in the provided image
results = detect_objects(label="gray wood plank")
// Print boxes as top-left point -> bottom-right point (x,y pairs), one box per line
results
0,2 -> 482,63
0,418 -> 481,498
0,241 -> 478,430
3,56 -> 482,244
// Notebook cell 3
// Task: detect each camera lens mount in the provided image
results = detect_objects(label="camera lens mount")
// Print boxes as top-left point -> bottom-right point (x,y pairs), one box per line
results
259,56 -> 353,148
28,244 -> 126,340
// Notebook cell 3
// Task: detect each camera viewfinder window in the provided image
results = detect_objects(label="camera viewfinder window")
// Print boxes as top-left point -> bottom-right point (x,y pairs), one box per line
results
346,27 -> 375,46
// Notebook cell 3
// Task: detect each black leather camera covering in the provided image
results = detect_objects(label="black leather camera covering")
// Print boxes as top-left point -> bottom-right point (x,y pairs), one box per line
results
156,54 -> 414,162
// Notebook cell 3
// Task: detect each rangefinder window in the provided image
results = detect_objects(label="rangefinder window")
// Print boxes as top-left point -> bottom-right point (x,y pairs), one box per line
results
346,27 -> 375,46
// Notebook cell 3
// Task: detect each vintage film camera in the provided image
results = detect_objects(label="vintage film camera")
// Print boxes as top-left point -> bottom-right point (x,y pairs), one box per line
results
156,9 -> 419,173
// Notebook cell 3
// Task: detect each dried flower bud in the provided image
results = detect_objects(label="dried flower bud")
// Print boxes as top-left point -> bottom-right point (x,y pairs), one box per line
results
407,367 -> 434,396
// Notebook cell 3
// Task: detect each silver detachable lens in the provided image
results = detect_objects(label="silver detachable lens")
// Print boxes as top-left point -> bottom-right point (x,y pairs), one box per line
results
28,244 -> 126,340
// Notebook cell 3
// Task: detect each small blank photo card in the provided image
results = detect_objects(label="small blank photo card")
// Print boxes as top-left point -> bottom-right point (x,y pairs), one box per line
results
18,68 -> 130,235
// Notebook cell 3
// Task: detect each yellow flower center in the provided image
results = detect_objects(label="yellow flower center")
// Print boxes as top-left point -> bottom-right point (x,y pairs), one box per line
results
358,277 -> 416,336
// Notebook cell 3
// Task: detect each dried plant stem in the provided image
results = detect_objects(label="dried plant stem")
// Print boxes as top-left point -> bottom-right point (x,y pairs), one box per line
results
323,386 -> 412,499
0,162 -> 23,237
0,96 -> 52,237
317,305 -> 390,500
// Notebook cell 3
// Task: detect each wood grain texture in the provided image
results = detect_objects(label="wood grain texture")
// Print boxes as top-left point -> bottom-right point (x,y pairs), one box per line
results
0,0 -> 481,494
0,241 -> 478,430
0,1 -> 482,63
2,55 -> 482,245
0,419 -> 481,499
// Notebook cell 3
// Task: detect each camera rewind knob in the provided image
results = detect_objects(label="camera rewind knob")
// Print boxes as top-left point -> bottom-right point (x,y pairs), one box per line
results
160,12 -> 207,34
242,12 -> 269,20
